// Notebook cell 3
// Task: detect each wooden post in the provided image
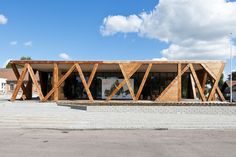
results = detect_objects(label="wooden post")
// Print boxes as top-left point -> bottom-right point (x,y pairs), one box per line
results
178,63 -> 182,101
53,63 -> 59,101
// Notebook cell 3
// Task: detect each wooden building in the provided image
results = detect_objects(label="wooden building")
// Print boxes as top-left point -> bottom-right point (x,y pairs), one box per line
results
9,60 -> 225,102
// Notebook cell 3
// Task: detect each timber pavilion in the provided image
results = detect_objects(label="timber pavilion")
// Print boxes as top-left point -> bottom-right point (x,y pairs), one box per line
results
9,60 -> 225,102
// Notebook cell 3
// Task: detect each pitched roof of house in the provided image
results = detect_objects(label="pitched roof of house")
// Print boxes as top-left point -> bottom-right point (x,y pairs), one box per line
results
0,68 -> 39,81
225,80 -> 236,87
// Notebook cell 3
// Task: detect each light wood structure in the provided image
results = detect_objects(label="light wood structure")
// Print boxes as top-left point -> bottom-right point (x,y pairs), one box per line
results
9,60 -> 225,102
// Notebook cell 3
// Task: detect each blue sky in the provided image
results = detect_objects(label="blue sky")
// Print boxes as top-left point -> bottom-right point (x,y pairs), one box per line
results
0,0 -> 235,78
0,0 -> 164,62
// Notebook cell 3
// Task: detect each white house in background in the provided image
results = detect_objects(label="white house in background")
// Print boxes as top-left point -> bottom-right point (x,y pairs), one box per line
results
0,78 -> 7,94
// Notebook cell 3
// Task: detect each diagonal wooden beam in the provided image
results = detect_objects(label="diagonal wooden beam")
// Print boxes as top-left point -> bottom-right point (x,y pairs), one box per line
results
27,64 -> 44,101
43,64 -> 76,101
106,63 -> 141,101
201,63 -> 216,79
190,74 -> 197,99
216,86 -> 225,101
119,64 -> 136,100
208,64 -> 224,101
75,64 -> 93,101
11,64 -> 27,95
156,64 -> 190,101
189,64 -> 206,101
136,63 -> 152,100
87,64 -> 98,88
11,64 -> 28,101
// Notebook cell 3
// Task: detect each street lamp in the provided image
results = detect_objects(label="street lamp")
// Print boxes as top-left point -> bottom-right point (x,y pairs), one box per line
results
229,33 -> 233,103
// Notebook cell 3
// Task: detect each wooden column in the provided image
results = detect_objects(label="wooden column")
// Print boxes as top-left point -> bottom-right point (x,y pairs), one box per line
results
178,63 -> 182,101
53,63 -> 59,101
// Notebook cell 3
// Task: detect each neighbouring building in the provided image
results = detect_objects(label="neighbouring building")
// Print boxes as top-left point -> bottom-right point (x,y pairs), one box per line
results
0,78 -> 7,94
222,80 -> 236,101
8,60 -> 225,102
0,68 -> 39,97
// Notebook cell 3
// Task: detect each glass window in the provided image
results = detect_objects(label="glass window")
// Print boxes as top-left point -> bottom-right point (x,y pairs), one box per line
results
10,83 -> 14,91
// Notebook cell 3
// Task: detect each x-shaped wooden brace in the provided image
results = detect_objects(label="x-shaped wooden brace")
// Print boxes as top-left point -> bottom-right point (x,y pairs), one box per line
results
106,63 -> 152,101
201,63 -> 225,101
43,63 -> 98,102
11,64 -> 44,101
156,64 -> 190,101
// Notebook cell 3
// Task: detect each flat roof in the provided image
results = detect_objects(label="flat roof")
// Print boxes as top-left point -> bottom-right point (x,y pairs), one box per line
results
9,60 -> 224,73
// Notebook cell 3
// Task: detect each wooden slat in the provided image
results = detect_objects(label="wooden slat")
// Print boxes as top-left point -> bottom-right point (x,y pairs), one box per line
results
106,63 -> 141,101
190,74 -> 197,99
178,63 -> 181,101
136,63 -> 152,100
75,64 -> 94,101
189,64 -> 206,101
27,64 -> 44,101
87,64 -> 98,88
43,64 -> 76,101
208,64 -> 224,101
53,63 -> 59,101
156,64 -> 190,101
11,64 -> 28,101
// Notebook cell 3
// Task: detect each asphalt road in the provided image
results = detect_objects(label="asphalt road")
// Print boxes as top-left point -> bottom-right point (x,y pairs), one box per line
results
0,129 -> 236,157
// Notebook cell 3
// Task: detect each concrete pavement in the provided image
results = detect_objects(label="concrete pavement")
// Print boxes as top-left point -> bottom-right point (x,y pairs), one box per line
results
0,129 -> 236,157
0,100 -> 236,129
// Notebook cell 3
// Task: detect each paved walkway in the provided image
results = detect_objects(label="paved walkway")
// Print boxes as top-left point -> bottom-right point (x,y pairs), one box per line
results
1,100 -> 236,129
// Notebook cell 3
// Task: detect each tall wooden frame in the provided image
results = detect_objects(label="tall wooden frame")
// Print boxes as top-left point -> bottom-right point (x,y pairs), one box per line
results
10,60 -> 225,103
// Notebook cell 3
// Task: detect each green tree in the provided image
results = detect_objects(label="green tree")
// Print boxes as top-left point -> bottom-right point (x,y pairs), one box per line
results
5,56 -> 32,68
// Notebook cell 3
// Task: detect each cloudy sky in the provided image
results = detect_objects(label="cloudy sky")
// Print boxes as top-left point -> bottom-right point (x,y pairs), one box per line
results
0,0 -> 235,77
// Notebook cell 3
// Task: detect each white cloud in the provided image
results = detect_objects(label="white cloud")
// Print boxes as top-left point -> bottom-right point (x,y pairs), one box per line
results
152,57 -> 168,61
0,14 -> 7,25
9,41 -> 18,46
101,0 -> 236,60
59,53 -> 71,60
2,59 -> 11,68
100,15 -> 142,36
24,41 -> 32,47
